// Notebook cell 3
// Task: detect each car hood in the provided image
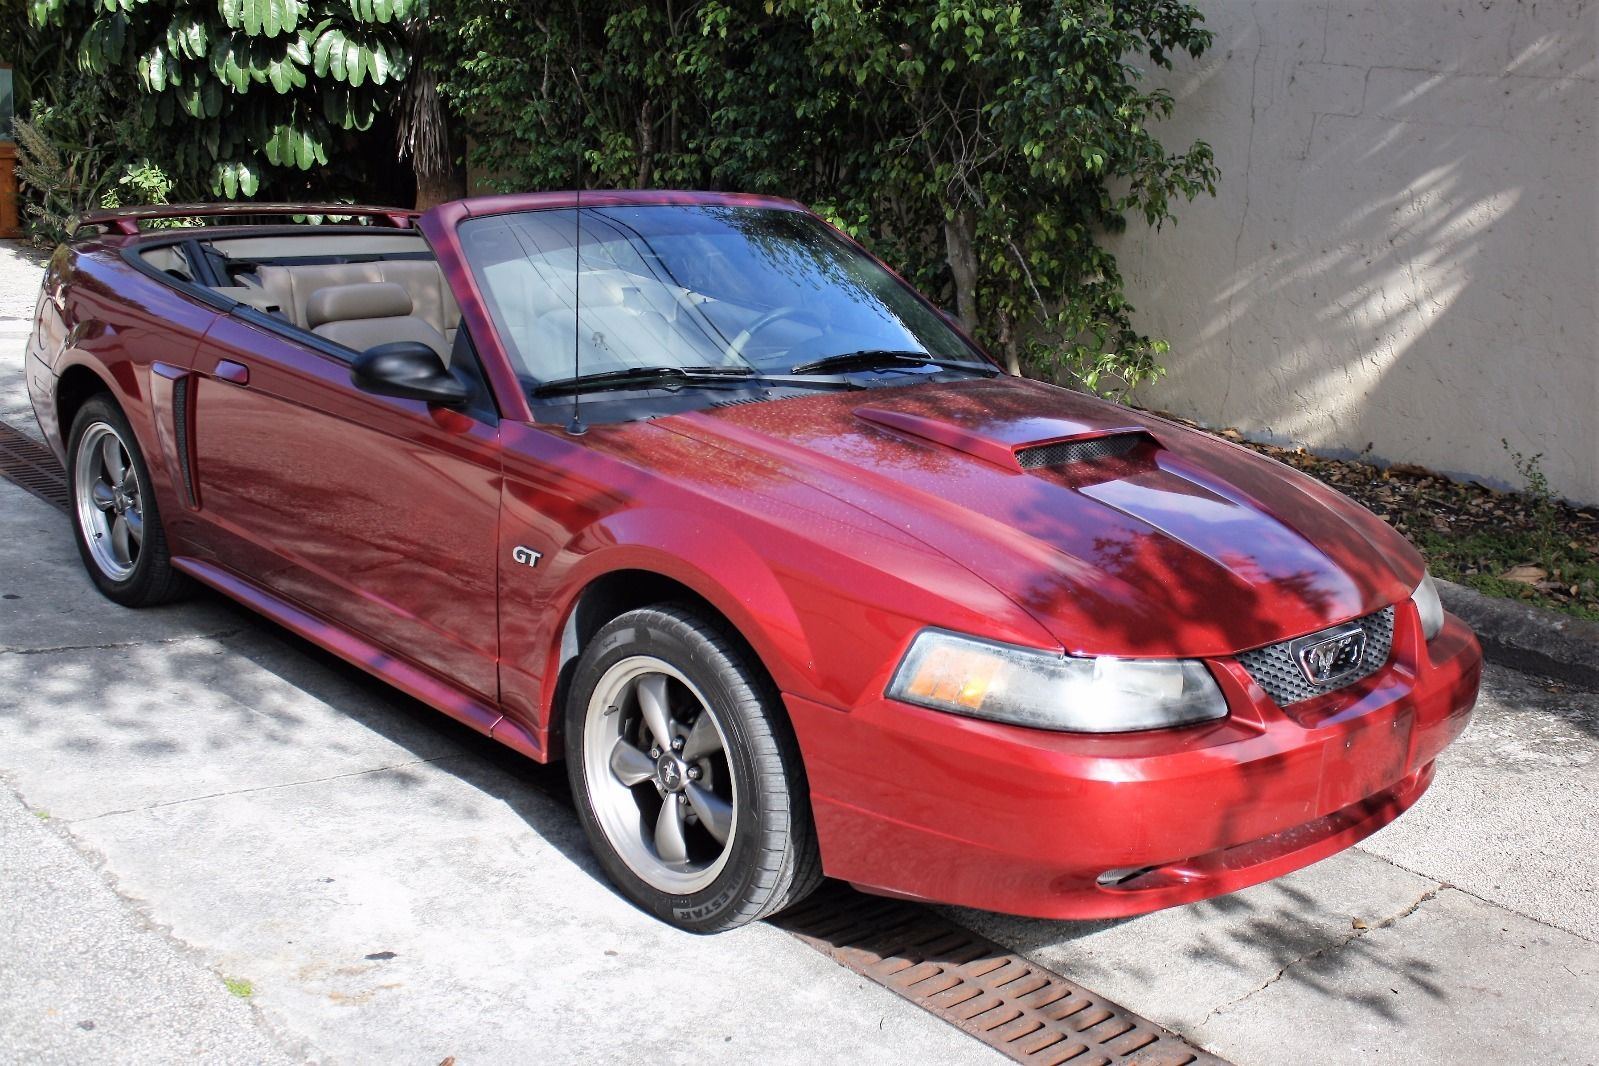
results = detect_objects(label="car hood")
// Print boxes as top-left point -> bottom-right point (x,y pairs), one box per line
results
656,376 -> 1423,658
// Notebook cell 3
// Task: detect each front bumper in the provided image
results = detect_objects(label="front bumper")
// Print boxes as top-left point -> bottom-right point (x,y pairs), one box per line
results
786,603 -> 1480,920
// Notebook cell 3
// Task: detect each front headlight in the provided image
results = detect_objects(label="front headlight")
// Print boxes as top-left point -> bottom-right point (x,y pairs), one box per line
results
1411,572 -> 1444,641
886,629 -> 1228,733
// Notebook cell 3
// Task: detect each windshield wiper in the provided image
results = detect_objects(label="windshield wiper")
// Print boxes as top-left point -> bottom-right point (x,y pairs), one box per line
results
789,349 -> 999,376
532,364 -> 864,398
533,365 -> 754,398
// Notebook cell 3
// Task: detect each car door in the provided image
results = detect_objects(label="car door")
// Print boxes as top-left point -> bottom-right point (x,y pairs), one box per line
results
185,307 -> 502,701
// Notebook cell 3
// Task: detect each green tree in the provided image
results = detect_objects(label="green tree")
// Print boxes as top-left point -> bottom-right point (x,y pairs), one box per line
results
436,0 -> 1216,394
26,0 -> 429,200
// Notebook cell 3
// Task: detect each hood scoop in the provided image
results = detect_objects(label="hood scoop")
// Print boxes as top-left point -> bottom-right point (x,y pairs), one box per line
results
1015,431 -> 1148,470
854,404 -> 1152,473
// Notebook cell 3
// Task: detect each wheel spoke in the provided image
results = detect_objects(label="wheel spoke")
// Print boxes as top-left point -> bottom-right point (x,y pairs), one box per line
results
90,480 -> 116,511
636,674 -> 675,752
654,793 -> 688,863
124,509 -> 144,546
681,710 -> 721,761
110,515 -> 132,565
100,435 -> 126,485
608,737 -> 657,787
685,783 -> 733,845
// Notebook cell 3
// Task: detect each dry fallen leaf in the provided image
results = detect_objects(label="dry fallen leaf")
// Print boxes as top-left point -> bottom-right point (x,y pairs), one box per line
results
1502,565 -> 1548,585
1352,917 -> 1370,931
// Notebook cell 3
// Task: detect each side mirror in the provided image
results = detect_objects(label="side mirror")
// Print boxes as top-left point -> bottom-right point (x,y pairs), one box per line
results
350,342 -> 471,407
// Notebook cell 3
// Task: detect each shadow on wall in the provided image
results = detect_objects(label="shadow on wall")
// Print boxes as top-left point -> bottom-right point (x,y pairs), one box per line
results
1113,0 -> 1598,504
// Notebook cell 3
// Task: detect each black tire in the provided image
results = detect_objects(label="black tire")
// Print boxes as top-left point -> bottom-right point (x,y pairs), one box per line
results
66,395 -> 192,607
565,604 -> 823,933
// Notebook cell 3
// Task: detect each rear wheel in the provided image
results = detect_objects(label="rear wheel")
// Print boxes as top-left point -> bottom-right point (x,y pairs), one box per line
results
565,605 -> 822,932
67,396 -> 190,607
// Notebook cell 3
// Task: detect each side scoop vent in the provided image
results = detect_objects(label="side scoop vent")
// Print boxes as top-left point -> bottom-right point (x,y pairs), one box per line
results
1016,431 -> 1146,470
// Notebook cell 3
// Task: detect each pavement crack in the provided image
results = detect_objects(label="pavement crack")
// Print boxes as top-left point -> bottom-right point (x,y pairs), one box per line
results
1196,885 -> 1441,1028
0,629 -> 250,657
68,753 -> 469,824
1355,845 -> 1599,946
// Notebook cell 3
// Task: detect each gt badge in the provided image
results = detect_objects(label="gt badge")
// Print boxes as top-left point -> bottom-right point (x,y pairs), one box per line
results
511,546 -> 543,568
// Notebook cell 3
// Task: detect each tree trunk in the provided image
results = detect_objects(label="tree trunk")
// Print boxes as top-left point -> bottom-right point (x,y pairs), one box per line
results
943,208 -> 979,331
636,98 -> 655,187
997,312 -> 1022,377
414,158 -> 467,211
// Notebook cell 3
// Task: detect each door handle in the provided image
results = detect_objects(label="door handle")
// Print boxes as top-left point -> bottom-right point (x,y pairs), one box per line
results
215,359 -> 250,386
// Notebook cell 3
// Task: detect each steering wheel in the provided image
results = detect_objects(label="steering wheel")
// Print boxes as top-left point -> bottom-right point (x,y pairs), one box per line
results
725,305 -> 819,363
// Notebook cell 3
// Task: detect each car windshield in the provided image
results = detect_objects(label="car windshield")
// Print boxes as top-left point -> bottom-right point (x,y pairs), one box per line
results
458,204 -> 982,387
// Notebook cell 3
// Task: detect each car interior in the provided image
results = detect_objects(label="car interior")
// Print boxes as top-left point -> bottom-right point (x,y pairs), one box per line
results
134,211 -> 963,399
138,233 -> 462,363
140,225 -> 806,384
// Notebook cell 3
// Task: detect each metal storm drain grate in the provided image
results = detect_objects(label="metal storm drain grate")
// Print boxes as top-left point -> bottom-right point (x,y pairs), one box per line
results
773,884 -> 1226,1065
0,420 -> 69,512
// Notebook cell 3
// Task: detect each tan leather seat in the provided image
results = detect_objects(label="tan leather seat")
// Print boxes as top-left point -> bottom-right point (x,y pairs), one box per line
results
256,263 -> 382,325
306,282 -> 451,361
383,260 -> 460,342
254,261 -> 460,342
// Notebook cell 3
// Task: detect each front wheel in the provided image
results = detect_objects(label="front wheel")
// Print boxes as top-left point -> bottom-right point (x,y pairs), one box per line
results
565,605 -> 822,932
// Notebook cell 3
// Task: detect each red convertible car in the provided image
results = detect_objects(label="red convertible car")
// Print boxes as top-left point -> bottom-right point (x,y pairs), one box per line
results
24,193 -> 1480,932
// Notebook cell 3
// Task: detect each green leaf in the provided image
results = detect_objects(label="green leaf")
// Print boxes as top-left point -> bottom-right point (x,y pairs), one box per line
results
366,41 -> 390,84
311,25 -> 335,75
139,45 -> 167,91
202,78 -> 224,117
344,37 -> 362,86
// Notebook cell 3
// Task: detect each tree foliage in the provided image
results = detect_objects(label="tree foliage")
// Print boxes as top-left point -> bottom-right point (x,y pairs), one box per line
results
26,0 -> 425,198
436,0 -> 1217,393
10,63 -> 184,245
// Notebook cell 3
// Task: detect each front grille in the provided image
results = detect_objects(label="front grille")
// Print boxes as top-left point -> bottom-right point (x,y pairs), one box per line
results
1237,607 -> 1395,706
1015,432 -> 1144,470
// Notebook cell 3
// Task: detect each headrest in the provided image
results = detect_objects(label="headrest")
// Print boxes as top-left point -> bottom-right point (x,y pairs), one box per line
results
306,282 -> 413,328
580,272 -> 628,306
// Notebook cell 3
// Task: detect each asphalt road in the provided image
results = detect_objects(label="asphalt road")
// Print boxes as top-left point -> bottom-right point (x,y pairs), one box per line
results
1,242 -> 1595,1064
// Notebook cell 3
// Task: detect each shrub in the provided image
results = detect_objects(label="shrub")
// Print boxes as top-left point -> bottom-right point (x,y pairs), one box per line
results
435,0 -> 1217,394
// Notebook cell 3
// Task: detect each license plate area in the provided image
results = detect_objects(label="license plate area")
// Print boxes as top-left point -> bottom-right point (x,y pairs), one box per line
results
1318,707 -> 1415,812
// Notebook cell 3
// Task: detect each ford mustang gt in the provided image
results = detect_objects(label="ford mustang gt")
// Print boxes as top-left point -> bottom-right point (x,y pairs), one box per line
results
24,193 -> 1480,932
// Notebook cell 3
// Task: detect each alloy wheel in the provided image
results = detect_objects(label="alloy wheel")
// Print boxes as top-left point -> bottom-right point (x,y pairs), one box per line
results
582,655 -> 739,894
73,422 -> 144,582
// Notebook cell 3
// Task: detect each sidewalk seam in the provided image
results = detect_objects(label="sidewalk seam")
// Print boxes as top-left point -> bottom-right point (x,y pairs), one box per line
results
67,753 -> 473,825
0,770 -> 318,1064
1354,844 -> 1599,946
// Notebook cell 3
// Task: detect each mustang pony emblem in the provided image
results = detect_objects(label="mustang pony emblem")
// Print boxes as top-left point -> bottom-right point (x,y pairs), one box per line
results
1291,623 -> 1368,686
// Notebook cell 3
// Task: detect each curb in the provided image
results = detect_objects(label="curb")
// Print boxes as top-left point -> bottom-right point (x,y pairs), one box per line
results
1437,577 -> 1599,690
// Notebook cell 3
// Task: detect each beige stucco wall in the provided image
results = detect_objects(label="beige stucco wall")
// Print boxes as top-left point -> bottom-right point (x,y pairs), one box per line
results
1113,0 -> 1598,502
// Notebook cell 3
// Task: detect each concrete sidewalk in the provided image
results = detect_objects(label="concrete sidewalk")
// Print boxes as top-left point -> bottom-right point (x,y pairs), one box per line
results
1,240 -> 1595,1064
0,473 -> 995,1065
